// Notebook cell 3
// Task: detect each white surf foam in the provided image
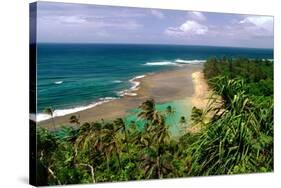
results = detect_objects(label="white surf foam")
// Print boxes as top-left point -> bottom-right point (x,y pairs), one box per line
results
117,91 -> 138,97
112,80 -> 123,83
37,75 -> 148,122
130,75 -> 145,90
117,75 -> 146,97
54,81 -> 63,85
36,97 -> 117,122
145,61 -> 179,66
175,59 -> 206,64
36,113 -> 52,122
262,58 -> 274,62
144,59 -> 206,66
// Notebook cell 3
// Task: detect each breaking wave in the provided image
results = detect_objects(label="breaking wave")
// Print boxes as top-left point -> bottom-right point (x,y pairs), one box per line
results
117,75 -> 146,97
54,81 -> 63,85
35,97 -> 117,122
145,61 -> 179,66
144,59 -> 206,66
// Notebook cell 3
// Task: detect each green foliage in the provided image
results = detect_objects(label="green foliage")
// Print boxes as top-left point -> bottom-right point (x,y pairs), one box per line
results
204,57 -> 273,96
69,115 -> 80,125
188,57 -> 273,175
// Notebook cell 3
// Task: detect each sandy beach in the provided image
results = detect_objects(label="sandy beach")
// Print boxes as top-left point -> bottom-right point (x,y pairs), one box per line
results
191,71 -> 210,109
38,64 -> 203,129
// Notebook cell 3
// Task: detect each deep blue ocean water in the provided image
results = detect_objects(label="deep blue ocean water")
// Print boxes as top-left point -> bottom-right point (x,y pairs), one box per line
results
37,43 -> 273,120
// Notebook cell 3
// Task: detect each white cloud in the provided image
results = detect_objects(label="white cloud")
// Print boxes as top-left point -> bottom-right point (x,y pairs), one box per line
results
90,20 -> 142,30
188,11 -> 206,21
58,16 -> 87,24
150,10 -> 165,19
239,16 -> 273,34
240,16 -> 273,27
40,15 -> 142,30
165,20 -> 208,36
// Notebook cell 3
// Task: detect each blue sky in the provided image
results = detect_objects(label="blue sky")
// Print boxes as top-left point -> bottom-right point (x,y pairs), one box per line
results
36,2 -> 274,48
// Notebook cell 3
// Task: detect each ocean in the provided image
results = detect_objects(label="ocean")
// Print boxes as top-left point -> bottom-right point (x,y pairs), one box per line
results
37,43 -> 273,121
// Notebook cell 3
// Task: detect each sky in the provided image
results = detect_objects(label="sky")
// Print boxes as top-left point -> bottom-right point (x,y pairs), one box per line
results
36,2 -> 274,48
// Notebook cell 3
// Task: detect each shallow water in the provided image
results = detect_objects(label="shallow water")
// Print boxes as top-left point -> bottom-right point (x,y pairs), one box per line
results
124,98 -> 192,138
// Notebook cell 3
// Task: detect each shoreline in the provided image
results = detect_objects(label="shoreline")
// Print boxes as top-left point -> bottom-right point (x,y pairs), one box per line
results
191,71 -> 210,109
187,71 -> 219,133
38,64 -> 203,129
35,74 -> 147,122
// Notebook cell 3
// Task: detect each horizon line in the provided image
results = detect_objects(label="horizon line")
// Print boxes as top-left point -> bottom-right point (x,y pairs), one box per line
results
34,42 -> 274,50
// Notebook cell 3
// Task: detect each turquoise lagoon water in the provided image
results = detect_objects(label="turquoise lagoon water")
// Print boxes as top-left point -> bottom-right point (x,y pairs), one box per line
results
124,99 -> 192,138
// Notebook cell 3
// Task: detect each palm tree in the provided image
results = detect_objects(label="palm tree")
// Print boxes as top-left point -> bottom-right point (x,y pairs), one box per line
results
101,123 -> 122,171
141,146 -> 174,179
131,127 -> 153,150
138,99 -> 172,179
69,115 -> 80,126
44,107 -> 55,130
114,118 -> 130,161
138,99 -> 162,125
138,100 -> 170,178
74,122 -> 103,182
179,116 -> 187,127
140,147 -> 159,179
165,105 -> 174,115
75,122 -> 103,152
153,119 -> 170,179
165,105 -> 177,126
191,107 -> 204,125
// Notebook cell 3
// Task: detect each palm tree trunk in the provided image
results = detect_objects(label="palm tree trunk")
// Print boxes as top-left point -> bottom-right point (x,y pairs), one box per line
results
106,154 -> 110,172
126,141 -> 131,162
157,155 -> 162,179
124,129 -> 131,162
115,148 -> 122,170
79,163 -> 96,183
71,147 -> 77,168
157,144 -> 163,179
48,167 -> 61,185
51,116 -> 56,130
